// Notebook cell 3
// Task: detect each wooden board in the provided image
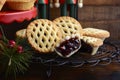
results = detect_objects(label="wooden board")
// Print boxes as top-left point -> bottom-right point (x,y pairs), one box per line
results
1,63 -> 120,80
78,6 -> 120,21
78,6 -> 120,40
84,0 -> 120,6
50,6 -> 120,21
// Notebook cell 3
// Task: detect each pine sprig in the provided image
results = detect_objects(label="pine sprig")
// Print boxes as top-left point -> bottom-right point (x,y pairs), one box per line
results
0,26 -> 32,79
0,40 -> 32,79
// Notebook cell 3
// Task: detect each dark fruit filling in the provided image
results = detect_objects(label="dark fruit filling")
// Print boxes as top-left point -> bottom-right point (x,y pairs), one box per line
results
79,40 -> 93,53
55,37 -> 81,57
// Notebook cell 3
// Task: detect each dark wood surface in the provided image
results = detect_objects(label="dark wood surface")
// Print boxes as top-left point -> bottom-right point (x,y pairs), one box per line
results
1,61 -> 120,80
9,63 -> 120,80
1,54 -> 120,80
84,0 -> 120,6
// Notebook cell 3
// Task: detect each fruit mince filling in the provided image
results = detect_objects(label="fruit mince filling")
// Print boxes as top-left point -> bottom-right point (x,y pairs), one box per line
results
55,37 -> 81,57
79,40 -> 93,53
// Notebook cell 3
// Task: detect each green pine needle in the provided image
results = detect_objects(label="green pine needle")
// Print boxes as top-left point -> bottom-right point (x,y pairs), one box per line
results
0,27 -> 32,79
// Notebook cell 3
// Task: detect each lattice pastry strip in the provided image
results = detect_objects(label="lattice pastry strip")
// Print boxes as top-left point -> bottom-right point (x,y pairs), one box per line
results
26,19 -> 62,53
16,29 -> 26,38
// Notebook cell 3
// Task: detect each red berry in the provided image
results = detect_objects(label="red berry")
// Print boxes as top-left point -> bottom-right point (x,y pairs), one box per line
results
17,46 -> 23,53
9,40 -> 16,47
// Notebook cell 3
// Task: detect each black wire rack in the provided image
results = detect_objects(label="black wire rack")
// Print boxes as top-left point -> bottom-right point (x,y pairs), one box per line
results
31,40 -> 120,67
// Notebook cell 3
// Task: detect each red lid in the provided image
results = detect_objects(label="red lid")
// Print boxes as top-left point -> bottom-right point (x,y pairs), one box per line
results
0,7 -> 37,24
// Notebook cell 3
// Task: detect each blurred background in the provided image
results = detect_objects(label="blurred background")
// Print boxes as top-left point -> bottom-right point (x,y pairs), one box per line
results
50,0 -> 120,41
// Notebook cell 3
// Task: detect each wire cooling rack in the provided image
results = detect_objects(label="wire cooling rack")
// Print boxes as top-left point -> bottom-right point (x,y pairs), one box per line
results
31,40 -> 120,67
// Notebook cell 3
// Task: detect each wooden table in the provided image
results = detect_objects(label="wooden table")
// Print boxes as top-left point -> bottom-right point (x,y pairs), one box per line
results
15,62 -> 120,80
1,63 -> 120,80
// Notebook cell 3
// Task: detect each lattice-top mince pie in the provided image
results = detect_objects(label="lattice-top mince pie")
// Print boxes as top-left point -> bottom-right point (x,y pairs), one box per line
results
53,16 -> 83,39
26,19 -> 62,53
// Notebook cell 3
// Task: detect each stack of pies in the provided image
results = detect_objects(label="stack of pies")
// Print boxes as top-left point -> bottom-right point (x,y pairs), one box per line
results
81,28 -> 110,55
0,0 -> 6,11
16,16 -> 110,58
0,0 -> 36,11
6,0 -> 36,10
